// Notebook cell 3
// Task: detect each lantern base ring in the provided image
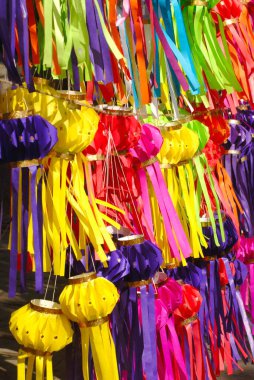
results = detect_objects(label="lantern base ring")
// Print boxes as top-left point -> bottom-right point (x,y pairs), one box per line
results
141,157 -> 158,168
20,346 -> 52,357
126,279 -> 152,288
118,234 -> 145,246
30,299 -> 63,314
68,272 -> 97,284
79,315 -> 109,328
182,314 -> 198,326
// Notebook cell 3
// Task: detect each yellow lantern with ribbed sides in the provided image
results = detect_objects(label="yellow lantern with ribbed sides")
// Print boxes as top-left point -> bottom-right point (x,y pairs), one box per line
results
9,299 -> 73,380
59,272 -> 119,380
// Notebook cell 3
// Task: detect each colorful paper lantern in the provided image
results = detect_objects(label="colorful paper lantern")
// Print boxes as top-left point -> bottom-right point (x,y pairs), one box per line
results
59,272 -> 119,380
9,299 -> 73,380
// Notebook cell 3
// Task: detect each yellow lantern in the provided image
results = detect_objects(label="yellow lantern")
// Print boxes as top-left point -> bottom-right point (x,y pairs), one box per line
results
59,272 -> 119,380
41,92 -> 120,276
9,299 -> 73,380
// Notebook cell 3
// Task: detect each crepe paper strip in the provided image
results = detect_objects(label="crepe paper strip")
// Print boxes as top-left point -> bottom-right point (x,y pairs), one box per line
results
182,3 -> 241,96
146,0 -> 189,92
128,0 -> 150,105
123,18 -> 142,106
52,0 -> 68,69
34,0 -> 61,75
108,0 -> 130,78
155,0 -> 200,94
43,0 -> 53,68
93,0 -> 127,64
222,120 -> 254,237
0,1 -> 23,85
26,0 -> 40,65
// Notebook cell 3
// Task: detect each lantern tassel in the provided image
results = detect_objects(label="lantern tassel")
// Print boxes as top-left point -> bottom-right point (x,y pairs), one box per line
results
80,321 -> 119,380
17,349 -> 26,380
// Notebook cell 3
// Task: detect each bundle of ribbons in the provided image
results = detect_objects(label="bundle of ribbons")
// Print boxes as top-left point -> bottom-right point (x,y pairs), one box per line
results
2,0 -> 254,379
0,0 -> 252,109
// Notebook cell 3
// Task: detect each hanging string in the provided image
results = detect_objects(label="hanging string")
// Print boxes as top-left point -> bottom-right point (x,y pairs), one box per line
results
165,61 -> 180,120
89,243 -> 96,273
104,122 -> 112,216
52,275 -> 58,301
44,266 -> 53,300
109,131 -> 145,235
111,145 -> 125,238
0,77 -> 178,119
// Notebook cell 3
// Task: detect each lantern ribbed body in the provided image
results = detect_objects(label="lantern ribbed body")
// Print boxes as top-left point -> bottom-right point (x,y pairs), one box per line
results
59,276 -> 119,323
9,300 -> 73,353
60,275 -> 120,380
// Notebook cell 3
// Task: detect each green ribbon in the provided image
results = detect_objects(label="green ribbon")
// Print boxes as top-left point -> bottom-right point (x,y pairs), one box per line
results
186,120 -> 209,151
182,4 -> 241,96
43,0 -> 53,68
52,0 -> 66,69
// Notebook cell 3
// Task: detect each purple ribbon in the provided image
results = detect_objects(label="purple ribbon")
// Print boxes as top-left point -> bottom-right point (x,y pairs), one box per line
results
0,1 -> 21,84
15,0 -> 34,91
9,168 -> 19,297
236,107 -> 254,127
148,284 -> 157,378
112,240 -> 162,379
222,121 -> 254,237
8,163 -> 44,297
71,49 -> 81,91
20,167 -> 29,291
93,0 -> 113,84
10,0 -> 16,57
30,165 -> 43,293
86,0 -> 113,83
140,285 -> 156,380
227,256 -> 254,357
65,323 -> 85,380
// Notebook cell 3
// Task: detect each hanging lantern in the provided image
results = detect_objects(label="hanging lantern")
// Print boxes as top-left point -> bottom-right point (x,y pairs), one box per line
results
236,100 -> 254,125
167,261 -> 219,379
0,111 -> 58,296
222,118 -> 254,236
84,107 -> 144,235
157,116 -> 225,261
130,122 -> 192,264
173,284 -> 205,380
214,0 -> 254,104
154,273 -> 188,380
111,235 -> 162,380
200,213 -> 238,258
9,299 -> 73,380
41,92 -> 120,275
59,272 -> 119,380
65,248 -> 130,379
168,217 -> 251,377
202,138 -> 242,234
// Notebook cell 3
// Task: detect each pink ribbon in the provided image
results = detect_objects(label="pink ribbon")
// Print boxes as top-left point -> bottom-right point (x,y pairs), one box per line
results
131,124 -> 191,260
